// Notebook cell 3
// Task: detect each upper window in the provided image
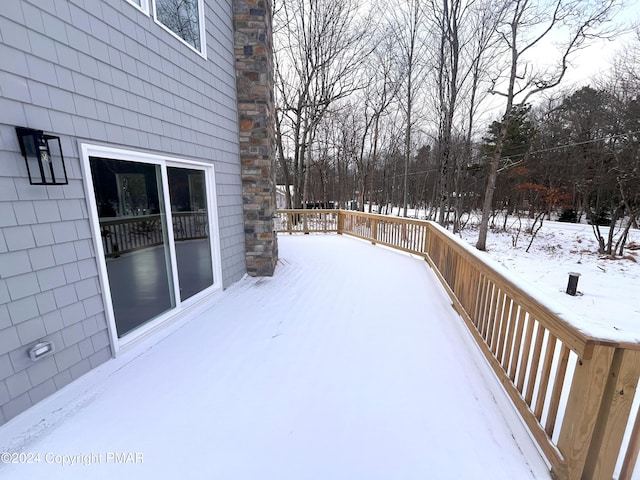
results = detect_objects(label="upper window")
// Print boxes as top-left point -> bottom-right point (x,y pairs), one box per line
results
153,0 -> 205,54
125,0 -> 149,13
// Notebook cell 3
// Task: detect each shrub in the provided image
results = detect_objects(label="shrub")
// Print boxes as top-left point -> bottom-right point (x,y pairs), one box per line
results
558,208 -> 578,223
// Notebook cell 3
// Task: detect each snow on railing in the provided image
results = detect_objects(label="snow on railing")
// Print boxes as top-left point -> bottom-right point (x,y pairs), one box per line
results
276,209 -> 640,480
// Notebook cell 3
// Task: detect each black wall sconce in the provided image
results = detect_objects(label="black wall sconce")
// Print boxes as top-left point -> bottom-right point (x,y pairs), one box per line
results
15,127 -> 68,185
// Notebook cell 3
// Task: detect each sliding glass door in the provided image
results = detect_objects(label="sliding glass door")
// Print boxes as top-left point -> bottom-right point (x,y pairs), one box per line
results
88,155 -> 216,339
167,167 -> 214,301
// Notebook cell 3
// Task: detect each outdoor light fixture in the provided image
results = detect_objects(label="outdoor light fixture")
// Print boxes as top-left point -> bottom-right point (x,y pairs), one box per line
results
15,127 -> 68,185
28,340 -> 55,361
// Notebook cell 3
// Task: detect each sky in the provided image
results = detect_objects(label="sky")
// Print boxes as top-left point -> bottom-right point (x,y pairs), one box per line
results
486,0 -> 640,88
548,1 -> 640,91
472,0 -> 640,123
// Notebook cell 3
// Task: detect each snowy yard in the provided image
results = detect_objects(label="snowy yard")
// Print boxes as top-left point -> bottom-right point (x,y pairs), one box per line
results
0,235 -> 550,479
457,220 -> 640,343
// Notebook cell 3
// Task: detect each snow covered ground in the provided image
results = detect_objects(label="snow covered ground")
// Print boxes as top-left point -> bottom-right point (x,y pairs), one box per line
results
456,219 -> 640,343
0,235 -> 550,479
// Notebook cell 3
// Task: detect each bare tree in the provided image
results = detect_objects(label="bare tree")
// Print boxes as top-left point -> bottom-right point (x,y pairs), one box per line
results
354,34 -> 402,211
597,36 -> 640,255
386,0 -> 430,217
453,0 -> 508,232
421,0 -> 507,229
427,0 -> 468,226
273,0 -> 372,209
475,0 -> 623,251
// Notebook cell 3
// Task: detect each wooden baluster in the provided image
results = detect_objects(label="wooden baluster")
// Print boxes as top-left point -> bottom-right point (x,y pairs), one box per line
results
525,323 -> 546,407
534,333 -> 557,420
490,290 -> 507,354
517,315 -> 536,393
545,344 -> 571,437
476,276 -> 490,335
484,285 -> 499,345
508,307 -> 526,382
497,297 -> 514,365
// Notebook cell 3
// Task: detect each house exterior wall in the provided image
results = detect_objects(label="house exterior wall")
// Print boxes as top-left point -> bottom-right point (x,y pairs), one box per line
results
0,0 -> 246,425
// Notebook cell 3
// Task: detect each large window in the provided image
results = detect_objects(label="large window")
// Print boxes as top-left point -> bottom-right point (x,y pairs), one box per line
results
124,0 -> 206,55
154,0 -> 204,53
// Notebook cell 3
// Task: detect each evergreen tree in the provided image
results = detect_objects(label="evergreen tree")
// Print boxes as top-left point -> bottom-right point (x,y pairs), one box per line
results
482,104 -> 535,167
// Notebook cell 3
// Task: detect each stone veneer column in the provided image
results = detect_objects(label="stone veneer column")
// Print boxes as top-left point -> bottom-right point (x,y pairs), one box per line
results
233,0 -> 278,276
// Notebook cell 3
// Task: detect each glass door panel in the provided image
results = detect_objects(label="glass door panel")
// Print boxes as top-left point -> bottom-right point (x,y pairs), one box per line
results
167,167 -> 214,300
90,157 -> 176,337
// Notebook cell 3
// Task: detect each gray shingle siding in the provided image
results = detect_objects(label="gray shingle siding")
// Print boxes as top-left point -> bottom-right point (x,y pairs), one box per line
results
0,0 -> 245,425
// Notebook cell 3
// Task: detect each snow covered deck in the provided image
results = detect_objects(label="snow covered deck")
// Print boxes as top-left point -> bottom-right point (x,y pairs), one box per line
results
1,235 -> 550,479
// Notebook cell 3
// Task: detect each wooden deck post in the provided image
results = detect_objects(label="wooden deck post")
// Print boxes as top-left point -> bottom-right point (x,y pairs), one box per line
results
555,345 -> 615,480
423,225 -> 431,256
371,218 -> 378,244
337,210 -> 344,234
582,349 -> 640,480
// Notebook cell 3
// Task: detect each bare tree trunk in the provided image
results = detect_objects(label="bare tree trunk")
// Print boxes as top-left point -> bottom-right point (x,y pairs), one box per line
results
391,0 -> 425,218
402,99 -> 411,217
615,213 -> 636,256
368,116 -> 381,213
477,114 -> 511,250
275,108 -> 293,208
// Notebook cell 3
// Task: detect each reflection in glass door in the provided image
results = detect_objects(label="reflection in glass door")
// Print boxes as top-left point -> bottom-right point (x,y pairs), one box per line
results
90,157 -> 176,337
168,167 -> 214,300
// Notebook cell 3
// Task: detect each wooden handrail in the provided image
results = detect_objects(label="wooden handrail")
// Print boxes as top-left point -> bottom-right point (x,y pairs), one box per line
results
276,209 -> 640,480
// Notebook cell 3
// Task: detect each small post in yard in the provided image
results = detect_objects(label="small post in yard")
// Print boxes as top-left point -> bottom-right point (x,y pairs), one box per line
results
566,272 -> 581,296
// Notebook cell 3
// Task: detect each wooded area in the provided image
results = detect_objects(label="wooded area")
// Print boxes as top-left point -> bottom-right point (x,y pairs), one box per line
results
272,0 -> 638,253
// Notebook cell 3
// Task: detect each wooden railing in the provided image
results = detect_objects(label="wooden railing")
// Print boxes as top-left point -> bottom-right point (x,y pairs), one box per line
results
276,209 -> 640,480
100,212 -> 208,257
276,209 -> 339,233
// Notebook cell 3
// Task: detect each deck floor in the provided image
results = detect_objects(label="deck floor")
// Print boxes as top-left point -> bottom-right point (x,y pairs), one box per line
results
1,235 -> 551,479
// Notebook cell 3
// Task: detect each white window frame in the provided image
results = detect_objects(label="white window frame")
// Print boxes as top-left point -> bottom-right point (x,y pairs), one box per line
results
80,143 -> 223,355
151,0 -> 207,58
125,0 -> 150,15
